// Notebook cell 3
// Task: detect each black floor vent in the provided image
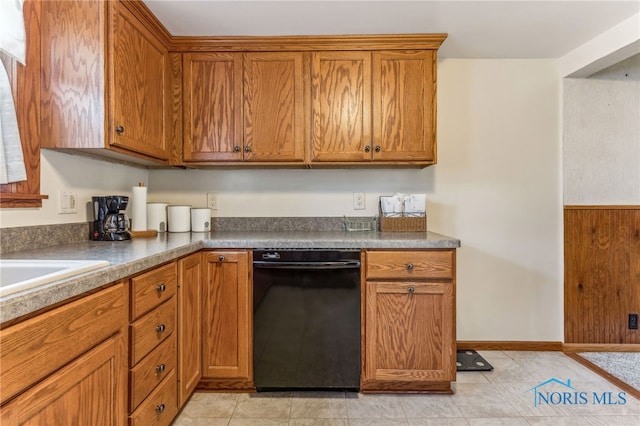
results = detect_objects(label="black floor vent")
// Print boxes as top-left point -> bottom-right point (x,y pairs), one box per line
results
456,349 -> 494,372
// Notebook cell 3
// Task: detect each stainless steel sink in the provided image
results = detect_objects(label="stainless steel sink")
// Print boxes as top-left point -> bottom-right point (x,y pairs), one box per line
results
0,259 -> 110,297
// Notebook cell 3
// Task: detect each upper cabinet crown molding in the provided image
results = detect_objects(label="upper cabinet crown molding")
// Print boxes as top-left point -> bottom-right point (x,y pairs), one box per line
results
170,34 -> 447,52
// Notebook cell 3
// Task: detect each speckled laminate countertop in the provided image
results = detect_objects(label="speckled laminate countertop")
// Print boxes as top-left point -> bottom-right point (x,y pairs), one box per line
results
0,230 -> 460,324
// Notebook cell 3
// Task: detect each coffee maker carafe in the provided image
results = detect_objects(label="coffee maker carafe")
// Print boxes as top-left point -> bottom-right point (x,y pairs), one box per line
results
92,196 -> 131,241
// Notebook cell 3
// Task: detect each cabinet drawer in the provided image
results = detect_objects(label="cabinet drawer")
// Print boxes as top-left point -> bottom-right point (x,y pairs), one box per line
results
0,283 -> 126,403
129,369 -> 177,426
130,298 -> 176,365
366,250 -> 453,280
131,262 -> 176,320
130,334 -> 176,411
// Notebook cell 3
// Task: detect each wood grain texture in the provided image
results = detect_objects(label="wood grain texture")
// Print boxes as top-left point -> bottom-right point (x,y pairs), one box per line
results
363,280 -> 455,388
170,34 -> 448,52
243,52 -> 305,162
168,52 -> 183,165
459,341 -> 564,351
183,53 -> 243,161
202,251 -> 252,382
366,250 -> 453,280
130,262 -> 177,321
177,253 -> 203,406
128,369 -> 177,426
129,335 -> 176,411
0,0 -> 44,207
40,0 -> 105,150
0,334 -> 126,426
310,51 -> 372,162
129,298 -> 176,365
110,1 -> 169,160
372,50 -> 436,162
0,283 -> 127,404
563,343 -> 640,352
564,208 -> 640,344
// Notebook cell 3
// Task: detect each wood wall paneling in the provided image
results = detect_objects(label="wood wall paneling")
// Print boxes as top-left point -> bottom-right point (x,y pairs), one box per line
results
564,207 -> 640,344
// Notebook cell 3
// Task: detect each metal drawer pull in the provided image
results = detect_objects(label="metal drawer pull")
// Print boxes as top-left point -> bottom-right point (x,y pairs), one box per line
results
115,125 -> 124,134
156,324 -> 166,333
407,263 -> 414,270
364,145 -> 371,153
219,255 -> 225,262
408,287 -> 415,294
374,145 -> 381,152
155,404 -> 165,413
156,283 -> 166,292
156,363 -> 166,373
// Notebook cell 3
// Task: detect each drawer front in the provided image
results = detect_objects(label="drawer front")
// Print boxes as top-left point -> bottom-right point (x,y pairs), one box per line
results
366,250 -> 454,280
129,369 -> 177,426
0,283 -> 126,403
131,262 -> 177,320
130,298 -> 176,365
130,334 -> 176,410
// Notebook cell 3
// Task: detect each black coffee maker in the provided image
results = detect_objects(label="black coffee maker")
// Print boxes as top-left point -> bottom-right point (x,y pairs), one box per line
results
91,196 -> 131,241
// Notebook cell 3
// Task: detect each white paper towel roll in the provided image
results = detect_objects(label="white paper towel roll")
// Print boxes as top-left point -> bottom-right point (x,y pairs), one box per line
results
131,184 -> 147,231
167,205 -> 191,232
191,208 -> 211,232
147,202 -> 168,232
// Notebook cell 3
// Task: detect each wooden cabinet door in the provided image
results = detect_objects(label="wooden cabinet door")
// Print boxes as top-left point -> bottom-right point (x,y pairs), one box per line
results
1,333 -> 127,426
243,52 -> 305,162
202,251 -> 252,382
110,1 -> 169,160
363,281 -> 455,387
183,53 -> 243,162
177,253 -> 203,406
310,51 -> 372,162
372,50 -> 436,162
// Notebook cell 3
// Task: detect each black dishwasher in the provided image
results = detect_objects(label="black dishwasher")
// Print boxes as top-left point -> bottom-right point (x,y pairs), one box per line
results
253,249 -> 361,392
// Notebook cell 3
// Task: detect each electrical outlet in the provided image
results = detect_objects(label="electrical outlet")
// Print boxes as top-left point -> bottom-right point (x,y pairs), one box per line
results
207,193 -> 218,210
59,191 -> 77,214
629,313 -> 639,330
353,192 -> 365,210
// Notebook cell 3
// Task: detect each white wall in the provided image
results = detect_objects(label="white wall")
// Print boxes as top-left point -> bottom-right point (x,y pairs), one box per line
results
149,59 -> 564,342
0,150 -> 148,227
563,53 -> 640,205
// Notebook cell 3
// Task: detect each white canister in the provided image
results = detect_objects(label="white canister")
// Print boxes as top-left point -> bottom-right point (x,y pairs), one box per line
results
167,205 -> 191,232
191,208 -> 211,232
147,202 -> 168,232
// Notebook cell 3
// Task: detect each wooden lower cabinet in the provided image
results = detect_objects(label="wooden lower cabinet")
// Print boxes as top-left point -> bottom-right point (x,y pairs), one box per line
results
361,250 -> 456,393
0,283 -> 128,425
177,252 -> 203,406
128,263 -> 178,426
199,250 -> 254,390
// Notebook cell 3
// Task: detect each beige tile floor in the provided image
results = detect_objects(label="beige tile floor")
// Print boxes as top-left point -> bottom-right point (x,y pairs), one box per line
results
173,351 -> 640,426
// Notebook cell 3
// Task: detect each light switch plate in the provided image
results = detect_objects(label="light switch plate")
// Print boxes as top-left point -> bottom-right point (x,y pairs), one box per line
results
59,191 -> 78,214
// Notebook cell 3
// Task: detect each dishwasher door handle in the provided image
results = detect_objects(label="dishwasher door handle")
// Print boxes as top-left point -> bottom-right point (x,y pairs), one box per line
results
253,260 -> 361,270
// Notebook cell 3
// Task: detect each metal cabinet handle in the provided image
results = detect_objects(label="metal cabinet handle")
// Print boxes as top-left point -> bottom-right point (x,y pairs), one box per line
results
156,324 -> 166,333
364,145 -> 371,153
115,126 -> 124,134
156,363 -> 166,373
244,146 -> 251,153
156,283 -> 166,292
407,263 -> 414,270
218,255 -> 225,262
374,145 -> 381,153
408,286 -> 415,294
233,146 -> 241,152
155,404 -> 165,413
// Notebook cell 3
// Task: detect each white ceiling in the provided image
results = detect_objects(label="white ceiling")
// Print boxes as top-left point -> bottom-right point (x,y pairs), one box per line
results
142,0 -> 640,59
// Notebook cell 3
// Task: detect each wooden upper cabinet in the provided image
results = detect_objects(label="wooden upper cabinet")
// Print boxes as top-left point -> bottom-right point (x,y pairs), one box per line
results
183,53 -> 243,162
183,52 -> 305,163
310,51 -> 372,162
243,52 -> 305,162
40,0 -> 172,165
110,2 -> 170,160
372,50 -> 436,162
